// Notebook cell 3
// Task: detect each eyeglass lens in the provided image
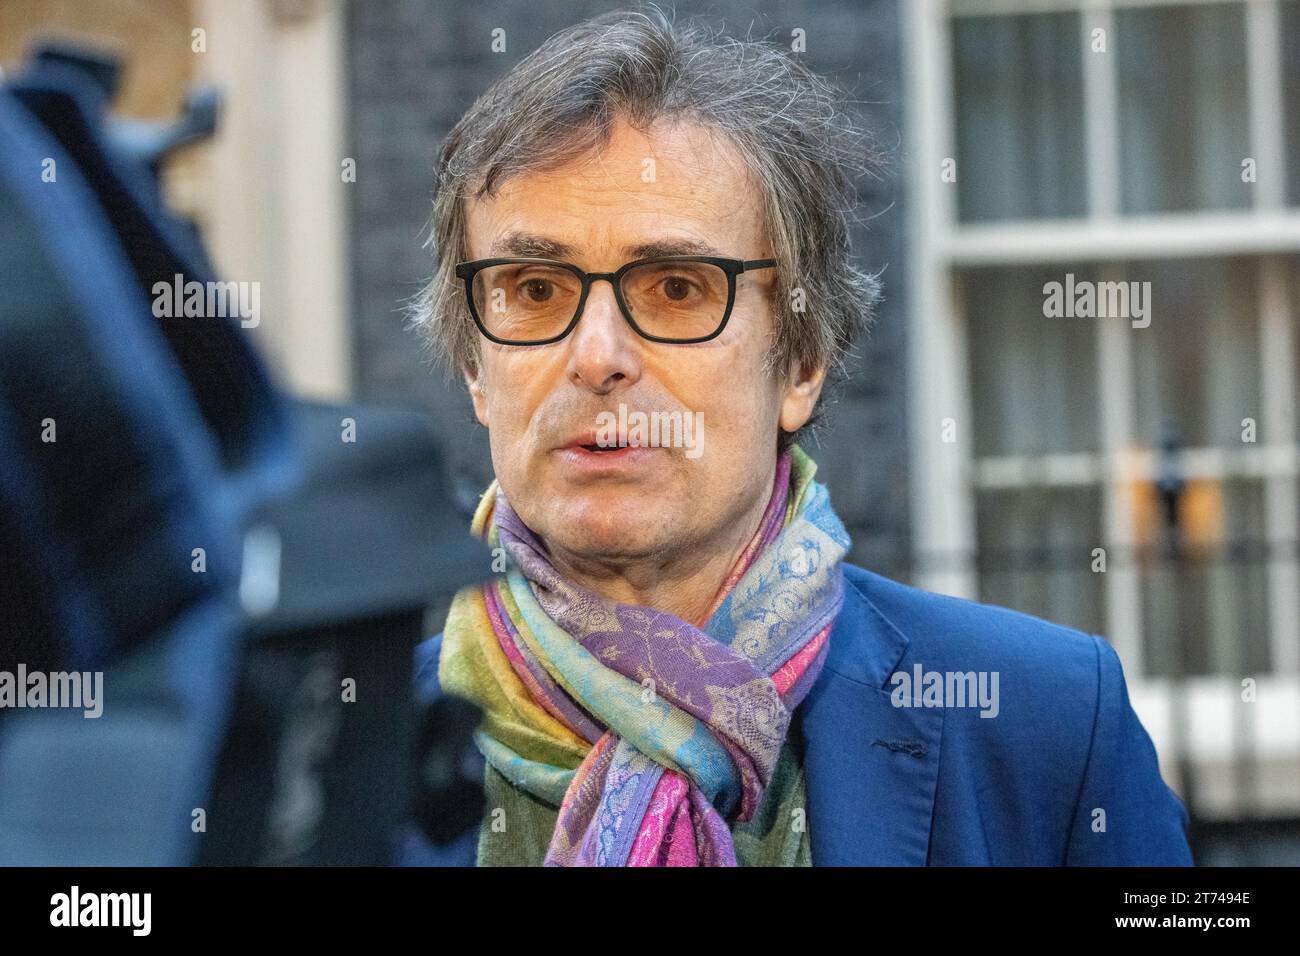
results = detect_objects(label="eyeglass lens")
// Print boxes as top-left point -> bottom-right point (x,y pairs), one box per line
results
469,260 -> 732,342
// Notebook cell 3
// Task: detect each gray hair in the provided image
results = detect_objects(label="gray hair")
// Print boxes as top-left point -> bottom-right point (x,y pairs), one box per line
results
410,4 -> 883,449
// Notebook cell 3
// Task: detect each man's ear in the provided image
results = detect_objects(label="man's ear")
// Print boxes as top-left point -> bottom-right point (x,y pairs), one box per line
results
463,363 -> 489,427
779,357 -> 827,433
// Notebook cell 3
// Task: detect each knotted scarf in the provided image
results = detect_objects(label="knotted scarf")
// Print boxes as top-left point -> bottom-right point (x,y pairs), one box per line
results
438,445 -> 850,866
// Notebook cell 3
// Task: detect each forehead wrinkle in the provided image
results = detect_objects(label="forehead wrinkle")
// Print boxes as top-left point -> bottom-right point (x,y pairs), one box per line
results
473,123 -> 765,263
564,117 -> 747,211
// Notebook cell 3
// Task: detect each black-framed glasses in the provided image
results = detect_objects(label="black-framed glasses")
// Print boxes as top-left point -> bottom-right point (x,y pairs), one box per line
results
454,255 -> 778,346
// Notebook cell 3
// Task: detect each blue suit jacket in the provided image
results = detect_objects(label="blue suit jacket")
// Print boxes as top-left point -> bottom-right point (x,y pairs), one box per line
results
404,563 -> 1194,866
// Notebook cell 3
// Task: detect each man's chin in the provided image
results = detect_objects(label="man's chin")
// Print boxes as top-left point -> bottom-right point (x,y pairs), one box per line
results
532,487 -> 681,559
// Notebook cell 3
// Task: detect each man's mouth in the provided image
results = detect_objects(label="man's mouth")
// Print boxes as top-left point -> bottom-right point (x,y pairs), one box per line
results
558,430 -> 646,452
554,433 -> 659,473
578,441 -> 641,452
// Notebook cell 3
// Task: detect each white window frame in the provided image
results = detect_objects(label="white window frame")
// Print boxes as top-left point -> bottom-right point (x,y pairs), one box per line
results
903,0 -> 1300,818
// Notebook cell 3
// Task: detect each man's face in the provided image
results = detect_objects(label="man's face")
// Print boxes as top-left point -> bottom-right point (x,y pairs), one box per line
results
462,116 -> 823,576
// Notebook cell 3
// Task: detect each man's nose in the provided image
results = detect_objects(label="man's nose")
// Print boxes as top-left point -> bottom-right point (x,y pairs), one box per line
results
565,278 -> 642,395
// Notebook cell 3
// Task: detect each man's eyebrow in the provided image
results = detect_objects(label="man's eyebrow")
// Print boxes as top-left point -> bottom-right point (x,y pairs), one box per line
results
623,238 -> 727,259
488,232 -> 577,258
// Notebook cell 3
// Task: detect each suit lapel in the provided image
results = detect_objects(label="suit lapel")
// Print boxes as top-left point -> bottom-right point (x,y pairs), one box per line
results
799,569 -> 944,865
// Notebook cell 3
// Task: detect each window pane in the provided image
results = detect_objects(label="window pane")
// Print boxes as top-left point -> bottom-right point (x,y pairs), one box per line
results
1130,259 -> 1261,450
952,12 -> 1086,222
976,486 -> 1105,636
1117,3 -> 1251,214
1136,478 -> 1271,678
966,266 -> 1100,457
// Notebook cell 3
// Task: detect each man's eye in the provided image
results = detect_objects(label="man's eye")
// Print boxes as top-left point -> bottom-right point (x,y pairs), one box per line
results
659,275 -> 698,301
520,278 -> 554,302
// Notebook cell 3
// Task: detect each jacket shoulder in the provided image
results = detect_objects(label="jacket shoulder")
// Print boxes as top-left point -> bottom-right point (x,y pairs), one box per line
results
834,563 -> 1105,777
840,562 -> 1101,679
838,564 -> 1191,863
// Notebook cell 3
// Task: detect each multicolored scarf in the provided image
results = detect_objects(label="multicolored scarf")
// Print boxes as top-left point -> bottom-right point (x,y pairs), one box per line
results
438,445 -> 850,866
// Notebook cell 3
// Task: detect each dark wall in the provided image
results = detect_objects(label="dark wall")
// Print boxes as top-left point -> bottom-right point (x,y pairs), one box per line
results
346,0 -> 911,577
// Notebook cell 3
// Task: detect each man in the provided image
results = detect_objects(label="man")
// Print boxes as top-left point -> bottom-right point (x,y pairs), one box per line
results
405,7 -> 1193,866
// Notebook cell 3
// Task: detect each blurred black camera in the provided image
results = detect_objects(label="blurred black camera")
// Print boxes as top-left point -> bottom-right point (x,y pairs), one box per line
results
0,41 -> 485,866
